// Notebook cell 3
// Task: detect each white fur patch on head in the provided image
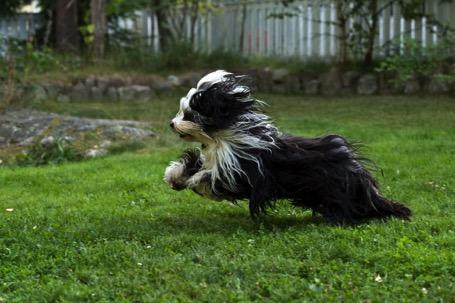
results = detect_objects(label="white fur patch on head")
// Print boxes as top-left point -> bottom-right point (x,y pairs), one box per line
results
197,70 -> 232,89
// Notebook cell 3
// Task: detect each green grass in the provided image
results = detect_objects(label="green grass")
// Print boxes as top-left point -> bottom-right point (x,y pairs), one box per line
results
1,95 -> 454,302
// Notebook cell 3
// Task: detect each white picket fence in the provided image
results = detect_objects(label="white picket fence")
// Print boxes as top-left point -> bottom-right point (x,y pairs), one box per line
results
132,0 -> 455,58
1,1 -> 454,59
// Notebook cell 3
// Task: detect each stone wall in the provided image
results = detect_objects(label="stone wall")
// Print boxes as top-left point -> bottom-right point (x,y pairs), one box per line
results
3,69 -> 454,102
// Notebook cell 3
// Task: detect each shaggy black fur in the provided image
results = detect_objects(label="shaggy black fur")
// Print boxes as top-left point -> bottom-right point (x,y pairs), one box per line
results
168,72 -> 412,224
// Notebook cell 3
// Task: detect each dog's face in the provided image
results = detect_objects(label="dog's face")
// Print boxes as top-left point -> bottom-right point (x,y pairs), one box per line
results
170,70 -> 254,144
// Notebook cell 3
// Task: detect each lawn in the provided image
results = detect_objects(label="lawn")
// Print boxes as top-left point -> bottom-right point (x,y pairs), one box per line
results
0,94 -> 454,302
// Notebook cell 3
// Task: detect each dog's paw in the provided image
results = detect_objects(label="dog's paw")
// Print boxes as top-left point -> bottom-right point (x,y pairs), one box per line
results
164,161 -> 188,191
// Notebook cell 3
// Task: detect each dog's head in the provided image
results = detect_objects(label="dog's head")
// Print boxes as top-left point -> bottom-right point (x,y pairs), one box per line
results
170,70 -> 256,144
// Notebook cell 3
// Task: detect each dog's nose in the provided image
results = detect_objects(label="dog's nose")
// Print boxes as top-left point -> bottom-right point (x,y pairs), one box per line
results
170,122 -> 175,129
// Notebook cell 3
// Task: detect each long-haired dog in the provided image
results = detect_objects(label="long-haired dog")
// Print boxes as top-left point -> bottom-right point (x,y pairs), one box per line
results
164,70 -> 411,224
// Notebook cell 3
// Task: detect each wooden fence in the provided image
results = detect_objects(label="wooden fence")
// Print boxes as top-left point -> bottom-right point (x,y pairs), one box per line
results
135,0 -> 455,58
1,1 -> 454,59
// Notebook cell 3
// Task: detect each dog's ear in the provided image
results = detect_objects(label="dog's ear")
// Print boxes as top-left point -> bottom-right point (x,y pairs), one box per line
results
190,75 -> 255,129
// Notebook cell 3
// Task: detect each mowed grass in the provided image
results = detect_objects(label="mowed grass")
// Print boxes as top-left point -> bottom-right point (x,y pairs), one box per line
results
1,94 -> 454,302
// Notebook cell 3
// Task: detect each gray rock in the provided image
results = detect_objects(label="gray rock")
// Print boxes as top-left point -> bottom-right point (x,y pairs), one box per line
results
304,80 -> 320,95
84,148 -> 108,158
70,82 -> 89,101
254,68 -> 273,92
286,75 -> 302,93
152,80 -> 174,93
357,74 -> 378,95
179,72 -> 205,87
320,68 -> 342,95
427,77 -> 450,93
272,68 -> 290,84
118,85 -> 153,101
40,136 -> 55,147
168,75 -> 181,87
85,75 -> 97,88
342,71 -> 361,88
404,79 -> 420,94
91,86 -> 105,100
57,94 -> 71,103
106,87 -> 118,100
42,83 -> 64,99
0,109 -> 155,148
23,85 -> 48,102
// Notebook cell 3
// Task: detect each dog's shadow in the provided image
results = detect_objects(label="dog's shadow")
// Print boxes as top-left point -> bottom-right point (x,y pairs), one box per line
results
82,208 -> 327,244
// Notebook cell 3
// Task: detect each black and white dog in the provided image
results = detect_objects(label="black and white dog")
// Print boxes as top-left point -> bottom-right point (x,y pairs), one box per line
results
164,70 -> 411,224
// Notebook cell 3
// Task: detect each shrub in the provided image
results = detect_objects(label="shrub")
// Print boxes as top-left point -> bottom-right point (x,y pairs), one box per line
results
17,137 -> 82,166
377,38 -> 455,85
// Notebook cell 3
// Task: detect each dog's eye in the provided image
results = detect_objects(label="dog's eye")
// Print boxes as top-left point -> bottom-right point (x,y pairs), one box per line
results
190,92 -> 203,110
183,111 -> 197,122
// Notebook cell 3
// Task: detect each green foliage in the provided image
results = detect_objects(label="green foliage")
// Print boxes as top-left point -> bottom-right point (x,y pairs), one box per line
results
0,0 -> 29,16
377,38 -> 455,84
17,137 -> 82,166
0,40 -> 60,81
0,95 -> 454,301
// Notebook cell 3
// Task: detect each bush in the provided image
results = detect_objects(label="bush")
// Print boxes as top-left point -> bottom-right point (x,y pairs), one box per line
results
17,137 -> 82,166
377,38 -> 455,84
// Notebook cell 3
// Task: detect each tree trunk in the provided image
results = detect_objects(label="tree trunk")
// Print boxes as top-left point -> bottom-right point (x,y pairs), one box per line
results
364,0 -> 378,66
335,0 -> 348,66
91,0 -> 106,59
55,0 -> 79,53
152,0 -> 174,51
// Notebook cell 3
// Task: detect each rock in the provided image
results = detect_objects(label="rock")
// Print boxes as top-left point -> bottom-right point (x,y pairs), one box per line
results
342,71 -> 361,88
84,148 -> 108,158
0,109 -> 155,148
70,82 -> 89,101
253,68 -> 273,92
357,74 -> 378,95
91,86 -> 105,100
57,94 -> 71,103
272,68 -> 290,84
427,77 -> 450,93
168,75 -> 181,86
152,80 -> 174,93
320,68 -> 342,95
304,80 -> 320,95
23,84 -> 48,102
404,79 -> 420,94
39,136 -> 55,147
179,72 -> 205,87
286,75 -> 302,93
42,83 -> 64,99
106,87 -> 118,100
85,75 -> 97,88
103,125 -> 154,139
118,85 -> 153,101
100,140 -> 112,149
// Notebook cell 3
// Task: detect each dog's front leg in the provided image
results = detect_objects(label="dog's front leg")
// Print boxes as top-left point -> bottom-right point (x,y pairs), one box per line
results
186,170 -> 221,201
164,149 -> 202,191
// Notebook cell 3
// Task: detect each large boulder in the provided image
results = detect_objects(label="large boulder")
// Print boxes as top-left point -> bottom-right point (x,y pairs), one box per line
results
0,109 -> 155,148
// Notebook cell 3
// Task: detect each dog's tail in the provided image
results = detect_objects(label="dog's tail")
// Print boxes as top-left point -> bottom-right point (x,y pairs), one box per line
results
370,194 -> 412,220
